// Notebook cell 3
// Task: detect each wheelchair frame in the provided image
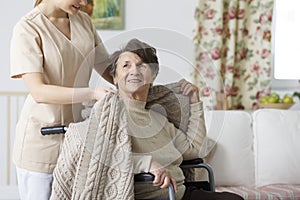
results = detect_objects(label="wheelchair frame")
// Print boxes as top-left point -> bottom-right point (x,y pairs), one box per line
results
41,126 -> 215,200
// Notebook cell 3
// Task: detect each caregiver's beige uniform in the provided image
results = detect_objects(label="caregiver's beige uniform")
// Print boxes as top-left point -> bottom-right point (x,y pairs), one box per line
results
10,7 -> 108,173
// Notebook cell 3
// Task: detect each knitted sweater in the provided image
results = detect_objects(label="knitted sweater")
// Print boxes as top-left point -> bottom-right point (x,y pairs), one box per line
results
127,99 -> 209,200
50,82 -> 215,200
50,93 -> 134,200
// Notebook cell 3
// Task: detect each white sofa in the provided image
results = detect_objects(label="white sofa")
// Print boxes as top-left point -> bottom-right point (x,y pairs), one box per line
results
203,109 -> 300,200
1,109 -> 300,200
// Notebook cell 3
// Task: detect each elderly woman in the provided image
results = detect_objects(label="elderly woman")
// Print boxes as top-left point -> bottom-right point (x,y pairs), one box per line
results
107,38 -> 244,200
50,39 -> 243,200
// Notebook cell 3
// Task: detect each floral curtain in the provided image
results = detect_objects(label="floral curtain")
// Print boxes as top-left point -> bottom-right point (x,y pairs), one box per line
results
192,0 -> 274,110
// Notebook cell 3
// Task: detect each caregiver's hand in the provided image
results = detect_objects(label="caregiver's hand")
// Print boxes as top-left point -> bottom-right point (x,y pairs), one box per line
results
93,86 -> 117,100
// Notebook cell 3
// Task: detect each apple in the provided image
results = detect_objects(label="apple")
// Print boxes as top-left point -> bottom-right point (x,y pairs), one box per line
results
267,96 -> 279,103
260,96 -> 269,104
270,92 -> 280,101
282,94 -> 294,104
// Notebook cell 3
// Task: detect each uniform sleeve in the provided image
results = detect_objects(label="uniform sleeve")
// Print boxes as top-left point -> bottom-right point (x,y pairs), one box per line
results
10,20 -> 43,79
93,25 -> 109,75
78,11 -> 109,74
167,101 -> 215,160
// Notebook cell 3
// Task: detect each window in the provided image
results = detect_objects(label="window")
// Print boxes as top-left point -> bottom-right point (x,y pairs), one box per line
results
271,0 -> 300,90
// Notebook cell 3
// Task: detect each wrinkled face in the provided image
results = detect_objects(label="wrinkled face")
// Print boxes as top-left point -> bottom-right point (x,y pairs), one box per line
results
113,51 -> 154,98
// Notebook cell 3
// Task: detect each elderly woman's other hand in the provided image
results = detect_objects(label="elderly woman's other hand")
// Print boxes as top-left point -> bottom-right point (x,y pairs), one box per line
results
179,79 -> 200,104
149,161 -> 178,193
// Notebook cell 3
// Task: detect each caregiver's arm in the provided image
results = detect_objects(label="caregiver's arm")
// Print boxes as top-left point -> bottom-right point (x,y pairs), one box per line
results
22,72 -> 116,104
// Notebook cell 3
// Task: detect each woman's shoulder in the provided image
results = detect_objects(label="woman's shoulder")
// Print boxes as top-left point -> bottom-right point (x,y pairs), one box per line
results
76,10 -> 91,20
73,11 -> 94,28
14,7 -> 43,31
18,7 -> 42,23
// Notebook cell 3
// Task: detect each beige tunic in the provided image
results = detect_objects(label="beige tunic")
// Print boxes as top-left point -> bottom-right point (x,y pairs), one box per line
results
10,7 -> 108,173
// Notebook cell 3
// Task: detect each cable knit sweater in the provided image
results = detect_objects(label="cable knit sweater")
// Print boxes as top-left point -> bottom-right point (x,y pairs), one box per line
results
50,82 -> 214,200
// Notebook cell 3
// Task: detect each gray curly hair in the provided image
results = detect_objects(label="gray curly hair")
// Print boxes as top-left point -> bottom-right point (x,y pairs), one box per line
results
107,38 -> 159,80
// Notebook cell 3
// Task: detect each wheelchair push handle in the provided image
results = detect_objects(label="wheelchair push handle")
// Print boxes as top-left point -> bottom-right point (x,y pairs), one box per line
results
41,125 -> 68,135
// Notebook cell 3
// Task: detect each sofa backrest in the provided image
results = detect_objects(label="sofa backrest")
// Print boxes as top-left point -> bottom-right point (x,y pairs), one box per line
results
204,109 -> 300,187
204,110 -> 255,186
253,109 -> 300,187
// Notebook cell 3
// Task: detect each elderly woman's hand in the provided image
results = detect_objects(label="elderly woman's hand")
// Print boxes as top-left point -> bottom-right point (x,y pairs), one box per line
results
179,79 -> 200,104
149,161 -> 178,193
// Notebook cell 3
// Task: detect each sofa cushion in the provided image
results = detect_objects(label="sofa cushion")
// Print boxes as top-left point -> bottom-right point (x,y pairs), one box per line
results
216,184 -> 300,200
204,111 -> 255,186
253,109 -> 300,187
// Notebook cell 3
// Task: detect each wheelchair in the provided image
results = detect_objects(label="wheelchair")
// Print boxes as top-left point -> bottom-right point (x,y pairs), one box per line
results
41,126 -> 215,200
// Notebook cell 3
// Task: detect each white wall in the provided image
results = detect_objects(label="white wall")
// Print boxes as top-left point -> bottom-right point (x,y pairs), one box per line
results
0,1 -> 32,92
0,0 -> 198,92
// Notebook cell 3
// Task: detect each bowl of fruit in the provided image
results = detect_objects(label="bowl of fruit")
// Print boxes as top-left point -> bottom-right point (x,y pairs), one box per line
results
259,92 -> 294,109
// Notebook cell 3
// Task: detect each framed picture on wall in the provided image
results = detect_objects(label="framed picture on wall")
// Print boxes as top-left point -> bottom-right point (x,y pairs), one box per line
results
81,0 -> 125,30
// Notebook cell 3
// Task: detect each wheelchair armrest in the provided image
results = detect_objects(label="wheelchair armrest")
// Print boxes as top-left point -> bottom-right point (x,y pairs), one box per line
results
179,158 -> 215,192
134,172 -> 155,184
180,158 -> 204,168
134,172 -> 176,200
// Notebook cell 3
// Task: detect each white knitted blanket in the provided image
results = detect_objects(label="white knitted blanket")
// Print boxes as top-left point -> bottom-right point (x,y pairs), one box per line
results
50,82 -> 201,200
